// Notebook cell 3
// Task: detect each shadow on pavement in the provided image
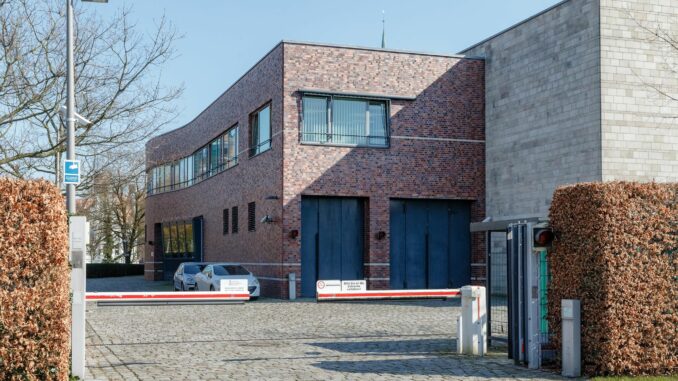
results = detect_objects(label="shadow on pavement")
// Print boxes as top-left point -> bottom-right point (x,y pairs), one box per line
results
312,356 -> 563,379
310,338 -> 457,355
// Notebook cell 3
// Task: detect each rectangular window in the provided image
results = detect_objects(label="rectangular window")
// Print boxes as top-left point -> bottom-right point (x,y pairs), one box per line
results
209,138 -> 222,175
163,164 -> 171,192
222,208 -> 229,235
248,202 -> 256,232
232,206 -> 239,233
178,159 -> 186,189
162,224 -> 171,255
186,156 -> 194,186
177,222 -> 186,254
301,96 -> 329,143
170,222 -> 179,255
223,125 -> 239,168
250,104 -> 271,157
185,222 -> 194,253
173,162 -> 180,190
301,95 -> 388,147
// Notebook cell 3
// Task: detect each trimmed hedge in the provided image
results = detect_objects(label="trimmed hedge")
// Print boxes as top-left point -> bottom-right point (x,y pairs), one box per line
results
0,179 -> 70,380
548,182 -> 677,376
86,263 -> 144,278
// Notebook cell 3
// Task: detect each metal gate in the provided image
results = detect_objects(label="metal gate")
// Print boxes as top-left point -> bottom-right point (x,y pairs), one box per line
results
300,197 -> 365,297
389,199 -> 471,290
486,230 -> 509,344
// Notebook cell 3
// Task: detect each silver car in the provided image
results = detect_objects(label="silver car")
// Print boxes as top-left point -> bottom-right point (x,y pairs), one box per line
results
194,263 -> 260,298
173,262 -> 206,291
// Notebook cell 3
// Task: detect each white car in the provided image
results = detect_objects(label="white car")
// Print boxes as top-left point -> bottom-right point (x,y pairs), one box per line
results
194,263 -> 260,298
173,262 -> 206,291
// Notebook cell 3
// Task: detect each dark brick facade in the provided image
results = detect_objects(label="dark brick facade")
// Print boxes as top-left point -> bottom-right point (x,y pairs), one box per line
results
145,42 -> 485,298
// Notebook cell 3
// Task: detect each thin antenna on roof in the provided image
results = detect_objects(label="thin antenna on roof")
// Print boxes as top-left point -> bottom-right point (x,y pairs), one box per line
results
381,10 -> 386,48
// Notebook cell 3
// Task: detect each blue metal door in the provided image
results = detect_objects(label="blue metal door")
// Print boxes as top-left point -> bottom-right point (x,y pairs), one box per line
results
301,197 -> 364,297
390,199 -> 471,289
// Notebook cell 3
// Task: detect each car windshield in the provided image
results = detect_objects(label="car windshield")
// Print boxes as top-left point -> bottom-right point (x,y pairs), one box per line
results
184,265 -> 203,274
213,265 -> 229,276
224,265 -> 250,275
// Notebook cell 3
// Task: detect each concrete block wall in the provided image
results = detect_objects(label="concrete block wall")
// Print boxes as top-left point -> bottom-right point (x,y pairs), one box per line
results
600,0 -> 678,182
462,0 -> 603,220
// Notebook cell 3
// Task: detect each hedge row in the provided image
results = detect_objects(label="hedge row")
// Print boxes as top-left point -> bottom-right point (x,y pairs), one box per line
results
0,179 -> 70,380
548,182 -> 677,376
86,263 -> 144,278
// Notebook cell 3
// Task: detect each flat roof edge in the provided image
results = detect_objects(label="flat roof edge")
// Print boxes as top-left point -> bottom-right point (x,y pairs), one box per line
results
281,40 -> 484,61
459,0 -> 572,54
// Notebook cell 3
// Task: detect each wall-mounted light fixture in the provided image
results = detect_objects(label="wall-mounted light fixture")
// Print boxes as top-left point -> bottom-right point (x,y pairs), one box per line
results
288,229 -> 299,239
148,240 -> 154,246
265,195 -> 279,200
260,215 -> 274,224
375,231 -> 386,240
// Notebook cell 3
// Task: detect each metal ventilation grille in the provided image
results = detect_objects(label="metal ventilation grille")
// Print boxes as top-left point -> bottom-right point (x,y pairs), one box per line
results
231,206 -> 238,233
247,202 -> 256,232
222,209 -> 229,235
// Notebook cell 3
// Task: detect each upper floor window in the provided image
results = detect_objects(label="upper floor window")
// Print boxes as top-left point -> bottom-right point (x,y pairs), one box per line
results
209,138 -> 222,176
250,104 -> 271,157
301,95 -> 388,147
223,125 -> 238,169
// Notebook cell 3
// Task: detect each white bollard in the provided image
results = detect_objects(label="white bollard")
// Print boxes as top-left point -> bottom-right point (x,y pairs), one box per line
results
288,272 -> 296,300
458,285 -> 487,356
561,299 -> 581,377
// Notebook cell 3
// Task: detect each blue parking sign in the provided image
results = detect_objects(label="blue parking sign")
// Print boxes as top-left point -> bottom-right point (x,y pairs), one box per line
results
64,159 -> 81,185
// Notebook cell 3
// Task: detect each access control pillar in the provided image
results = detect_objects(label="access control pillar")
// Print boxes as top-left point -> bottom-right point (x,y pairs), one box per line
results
457,285 -> 487,355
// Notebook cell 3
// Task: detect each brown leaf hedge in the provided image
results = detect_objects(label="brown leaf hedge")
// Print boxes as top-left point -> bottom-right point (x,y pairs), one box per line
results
0,179 -> 70,380
548,182 -> 677,376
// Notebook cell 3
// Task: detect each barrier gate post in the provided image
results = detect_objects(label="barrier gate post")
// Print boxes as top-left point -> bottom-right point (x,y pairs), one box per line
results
457,285 -> 487,356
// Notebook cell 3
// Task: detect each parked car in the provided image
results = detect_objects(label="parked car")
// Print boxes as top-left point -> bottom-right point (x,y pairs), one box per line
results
173,262 -> 206,291
194,263 -> 260,298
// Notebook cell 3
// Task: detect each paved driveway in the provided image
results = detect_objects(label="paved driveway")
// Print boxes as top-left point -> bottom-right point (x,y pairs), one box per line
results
85,296 -> 565,380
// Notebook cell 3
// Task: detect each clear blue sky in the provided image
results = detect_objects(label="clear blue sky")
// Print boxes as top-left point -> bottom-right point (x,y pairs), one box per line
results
85,0 -> 562,132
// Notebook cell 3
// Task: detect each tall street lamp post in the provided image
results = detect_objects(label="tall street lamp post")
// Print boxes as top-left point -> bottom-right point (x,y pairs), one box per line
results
66,1 -> 108,378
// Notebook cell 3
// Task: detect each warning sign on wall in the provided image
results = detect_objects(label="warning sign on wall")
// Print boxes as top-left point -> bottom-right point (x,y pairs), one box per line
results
341,280 -> 367,292
316,280 -> 341,293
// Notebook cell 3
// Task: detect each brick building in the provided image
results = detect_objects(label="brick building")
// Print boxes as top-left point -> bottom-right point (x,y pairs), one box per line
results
144,42 -> 486,298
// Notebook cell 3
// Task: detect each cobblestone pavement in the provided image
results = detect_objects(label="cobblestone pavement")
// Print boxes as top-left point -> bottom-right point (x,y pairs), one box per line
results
85,295 -> 566,380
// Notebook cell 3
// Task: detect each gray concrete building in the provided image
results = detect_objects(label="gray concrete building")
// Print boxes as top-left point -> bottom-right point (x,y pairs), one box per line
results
463,0 -> 678,221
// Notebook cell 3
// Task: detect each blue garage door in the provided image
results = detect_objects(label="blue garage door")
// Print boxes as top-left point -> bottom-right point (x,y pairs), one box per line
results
390,199 -> 470,289
301,197 -> 365,297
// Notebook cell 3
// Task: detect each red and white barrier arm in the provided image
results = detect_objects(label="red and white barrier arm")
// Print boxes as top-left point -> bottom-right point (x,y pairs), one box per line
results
85,291 -> 250,303
316,288 -> 461,302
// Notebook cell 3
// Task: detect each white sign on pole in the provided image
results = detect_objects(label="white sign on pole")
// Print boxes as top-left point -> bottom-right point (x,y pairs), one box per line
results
316,280 -> 341,294
219,278 -> 248,293
341,280 -> 367,292
63,159 -> 81,185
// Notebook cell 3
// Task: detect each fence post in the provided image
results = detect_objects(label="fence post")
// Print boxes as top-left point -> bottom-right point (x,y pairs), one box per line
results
458,285 -> 487,355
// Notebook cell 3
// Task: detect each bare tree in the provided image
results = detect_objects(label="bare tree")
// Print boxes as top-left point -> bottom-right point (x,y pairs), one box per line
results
0,0 -> 182,190
82,151 -> 146,264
